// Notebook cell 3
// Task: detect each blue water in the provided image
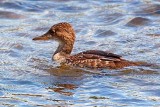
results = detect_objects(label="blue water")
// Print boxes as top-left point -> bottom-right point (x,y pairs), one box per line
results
0,0 -> 160,106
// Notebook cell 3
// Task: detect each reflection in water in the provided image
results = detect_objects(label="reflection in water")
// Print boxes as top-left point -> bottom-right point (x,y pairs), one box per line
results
47,64 -> 85,77
45,65 -> 85,96
48,83 -> 77,96
119,68 -> 159,75
45,63 -> 160,97
45,64 -> 105,96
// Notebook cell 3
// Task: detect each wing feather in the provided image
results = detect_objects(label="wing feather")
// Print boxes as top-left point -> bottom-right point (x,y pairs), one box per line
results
66,50 -> 136,69
67,50 -> 122,62
78,50 -> 121,59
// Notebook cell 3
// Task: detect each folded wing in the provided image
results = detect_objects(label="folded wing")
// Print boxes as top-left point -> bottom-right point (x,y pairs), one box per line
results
66,50 -> 136,68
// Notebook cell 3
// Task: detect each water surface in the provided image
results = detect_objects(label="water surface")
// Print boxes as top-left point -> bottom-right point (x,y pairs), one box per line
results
0,0 -> 160,106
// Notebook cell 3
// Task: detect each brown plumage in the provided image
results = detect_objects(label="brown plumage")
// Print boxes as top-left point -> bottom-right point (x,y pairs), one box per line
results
66,50 -> 138,69
33,22 -> 141,69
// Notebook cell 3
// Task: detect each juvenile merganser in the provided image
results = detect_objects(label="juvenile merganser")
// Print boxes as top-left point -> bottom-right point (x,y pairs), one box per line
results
33,22 -> 140,69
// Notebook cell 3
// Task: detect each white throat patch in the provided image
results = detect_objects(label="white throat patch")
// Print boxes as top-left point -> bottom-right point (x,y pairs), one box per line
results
53,53 -> 66,63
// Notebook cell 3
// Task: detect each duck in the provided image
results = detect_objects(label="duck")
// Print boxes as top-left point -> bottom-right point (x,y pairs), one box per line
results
33,22 -> 142,69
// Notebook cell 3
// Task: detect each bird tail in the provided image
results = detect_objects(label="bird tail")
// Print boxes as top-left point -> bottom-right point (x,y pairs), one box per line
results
113,59 -> 158,69
129,61 -> 159,68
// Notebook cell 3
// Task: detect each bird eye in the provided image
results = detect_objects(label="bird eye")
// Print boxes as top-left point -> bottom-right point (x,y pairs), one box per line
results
49,29 -> 55,34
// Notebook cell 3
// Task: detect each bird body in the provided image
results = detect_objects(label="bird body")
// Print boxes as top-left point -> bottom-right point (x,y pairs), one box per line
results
33,22 -> 139,69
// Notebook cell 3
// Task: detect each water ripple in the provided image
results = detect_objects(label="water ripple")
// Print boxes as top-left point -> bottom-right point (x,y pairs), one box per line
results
0,0 -> 160,106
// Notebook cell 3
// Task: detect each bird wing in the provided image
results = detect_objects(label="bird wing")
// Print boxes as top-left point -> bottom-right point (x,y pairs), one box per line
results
67,50 -> 122,62
65,50 -> 136,69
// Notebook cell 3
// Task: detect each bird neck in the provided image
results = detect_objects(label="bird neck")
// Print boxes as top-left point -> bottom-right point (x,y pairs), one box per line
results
54,40 -> 74,55
53,40 -> 74,62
